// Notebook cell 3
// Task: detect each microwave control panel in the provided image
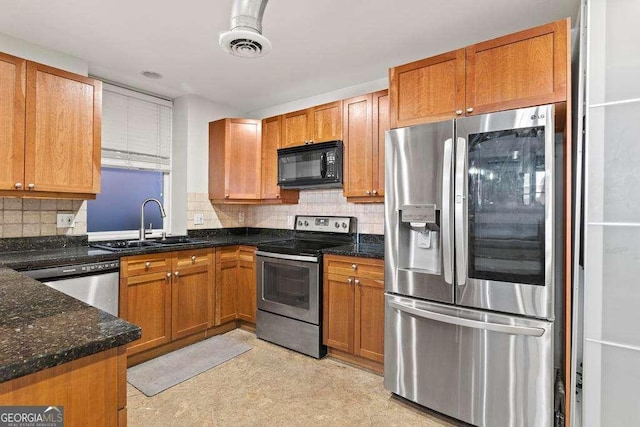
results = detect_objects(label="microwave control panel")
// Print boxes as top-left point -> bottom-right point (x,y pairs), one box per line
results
326,151 -> 337,178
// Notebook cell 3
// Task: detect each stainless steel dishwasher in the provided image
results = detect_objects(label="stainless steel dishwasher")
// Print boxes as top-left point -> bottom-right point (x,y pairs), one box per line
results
23,260 -> 120,316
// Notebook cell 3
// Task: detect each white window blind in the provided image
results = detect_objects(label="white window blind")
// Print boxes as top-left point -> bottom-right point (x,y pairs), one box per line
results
101,83 -> 172,171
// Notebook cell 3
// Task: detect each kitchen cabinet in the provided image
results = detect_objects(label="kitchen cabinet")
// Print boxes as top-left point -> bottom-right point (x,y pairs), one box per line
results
343,90 -> 389,202
389,18 -> 569,127
281,101 -> 343,147
0,53 -> 101,198
209,118 -> 262,203
323,255 -> 385,369
171,249 -> 214,340
120,249 -> 214,355
236,246 -> 257,323
260,115 -> 299,204
215,246 -> 257,325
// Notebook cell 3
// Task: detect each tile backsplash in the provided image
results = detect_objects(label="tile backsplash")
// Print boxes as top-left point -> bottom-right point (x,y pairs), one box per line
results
187,190 -> 384,235
0,198 -> 87,238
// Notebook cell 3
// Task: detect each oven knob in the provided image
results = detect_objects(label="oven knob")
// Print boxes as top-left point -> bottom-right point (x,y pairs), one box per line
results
304,221 -> 309,226
335,222 -> 340,228
342,222 -> 347,228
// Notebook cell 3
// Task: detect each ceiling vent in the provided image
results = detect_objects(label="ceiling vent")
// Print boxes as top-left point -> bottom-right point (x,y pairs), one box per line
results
219,0 -> 271,58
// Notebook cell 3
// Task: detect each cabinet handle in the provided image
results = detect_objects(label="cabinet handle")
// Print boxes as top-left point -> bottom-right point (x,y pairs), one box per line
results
14,182 -> 22,189
354,279 -> 360,285
174,271 -> 180,277
365,191 -> 371,195
455,110 -> 463,115
191,255 -> 197,263
145,261 -> 151,269
28,183 -> 35,190
466,107 -> 474,113
372,190 -> 378,195
166,272 -> 172,279
351,264 -> 357,270
347,278 -> 353,284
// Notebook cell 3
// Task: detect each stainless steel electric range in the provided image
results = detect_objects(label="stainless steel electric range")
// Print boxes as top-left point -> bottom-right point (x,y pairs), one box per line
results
255,215 -> 356,358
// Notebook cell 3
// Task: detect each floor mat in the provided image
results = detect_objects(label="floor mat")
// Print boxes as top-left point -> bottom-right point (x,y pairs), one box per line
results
127,334 -> 251,396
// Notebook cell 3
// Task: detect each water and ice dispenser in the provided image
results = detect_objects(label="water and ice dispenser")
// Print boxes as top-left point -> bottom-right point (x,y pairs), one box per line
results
398,204 -> 442,275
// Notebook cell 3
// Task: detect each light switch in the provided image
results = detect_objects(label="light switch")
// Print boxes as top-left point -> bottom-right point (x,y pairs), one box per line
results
194,213 -> 204,225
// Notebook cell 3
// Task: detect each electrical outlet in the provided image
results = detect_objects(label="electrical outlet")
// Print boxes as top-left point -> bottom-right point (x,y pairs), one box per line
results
194,213 -> 204,225
238,212 -> 245,223
287,215 -> 294,228
56,213 -> 75,228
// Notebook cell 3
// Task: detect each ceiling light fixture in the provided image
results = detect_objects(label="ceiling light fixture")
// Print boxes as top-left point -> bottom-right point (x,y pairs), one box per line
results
219,0 -> 271,58
141,71 -> 163,80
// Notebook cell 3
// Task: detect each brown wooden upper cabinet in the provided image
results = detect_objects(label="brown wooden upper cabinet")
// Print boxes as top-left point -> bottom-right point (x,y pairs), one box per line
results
260,115 -> 299,204
389,18 -> 569,128
343,90 -> 389,203
0,52 -> 101,198
281,101 -> 343,148
209,118 -> 262,203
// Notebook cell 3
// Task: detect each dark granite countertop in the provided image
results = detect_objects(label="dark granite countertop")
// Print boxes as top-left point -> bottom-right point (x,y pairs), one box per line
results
0,268 -> 141,383
323,243 -> 384,259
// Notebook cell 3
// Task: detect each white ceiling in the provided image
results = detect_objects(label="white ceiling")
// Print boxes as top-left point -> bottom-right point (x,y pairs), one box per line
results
0,0 -> 579,114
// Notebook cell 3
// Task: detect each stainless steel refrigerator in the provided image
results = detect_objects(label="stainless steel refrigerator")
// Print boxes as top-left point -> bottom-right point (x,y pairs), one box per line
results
384,104 -> 557,427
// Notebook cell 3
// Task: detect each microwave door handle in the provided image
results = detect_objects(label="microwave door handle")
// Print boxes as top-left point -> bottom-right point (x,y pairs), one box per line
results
320,152 -> 327,178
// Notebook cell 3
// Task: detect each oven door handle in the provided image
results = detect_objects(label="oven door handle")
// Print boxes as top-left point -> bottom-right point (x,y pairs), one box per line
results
256,251 -> 319,263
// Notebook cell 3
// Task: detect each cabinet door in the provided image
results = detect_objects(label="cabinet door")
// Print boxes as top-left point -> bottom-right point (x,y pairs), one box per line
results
0,52 -> 25,191
372,90 -> 389,197
389,49 -> 465,128
172,250 -> 213,339
465,18 -> 569,115
24,62 -> 101,194
343,94 -> 373,198
236,260 -> 256,323
282,109 -> 310,148
261,115 -> 282,200
124,272 -> 172,355
354,276 -> 385,363
225,119 -> 261,200
310,101 -> 342,143
216,247 -> 238,325
323,272 -> 354,353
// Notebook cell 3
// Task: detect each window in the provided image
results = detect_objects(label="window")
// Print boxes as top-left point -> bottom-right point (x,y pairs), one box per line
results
88,83 -> 172,239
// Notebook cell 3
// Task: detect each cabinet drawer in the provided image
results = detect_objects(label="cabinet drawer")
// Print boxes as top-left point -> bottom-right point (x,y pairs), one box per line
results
326,272 -> 383,290
325,256 -> 384,280
238,246 -> 255,263
175,248 -> 212,270
216,246 -> 238,263
121,253 -> 172,278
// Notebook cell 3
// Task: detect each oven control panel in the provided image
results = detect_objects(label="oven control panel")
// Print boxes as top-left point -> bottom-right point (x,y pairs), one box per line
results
295,215 -> 355,234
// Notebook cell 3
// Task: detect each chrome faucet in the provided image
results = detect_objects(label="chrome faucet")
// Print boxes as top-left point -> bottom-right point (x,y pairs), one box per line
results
140,198 -> 166,241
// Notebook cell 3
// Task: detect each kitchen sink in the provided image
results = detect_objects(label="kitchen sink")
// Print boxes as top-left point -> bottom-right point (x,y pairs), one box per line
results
91,240 -> 161,252
149,236 -> 206,245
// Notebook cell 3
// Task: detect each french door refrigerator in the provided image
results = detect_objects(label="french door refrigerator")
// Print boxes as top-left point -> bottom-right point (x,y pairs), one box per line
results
384,104 -> 556,427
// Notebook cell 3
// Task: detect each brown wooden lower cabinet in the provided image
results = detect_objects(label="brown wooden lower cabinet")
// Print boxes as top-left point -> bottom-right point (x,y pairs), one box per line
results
323,255 -> 384,369
236,246 -> 257,323
215,246 -> 256,325
0,346 -> 127,426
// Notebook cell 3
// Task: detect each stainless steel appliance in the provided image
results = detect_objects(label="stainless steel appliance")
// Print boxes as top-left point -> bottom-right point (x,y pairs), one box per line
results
277,140 -> 343,189
23,260 -> 120,316
256,215 -> 355,358
384,104 -> 557,426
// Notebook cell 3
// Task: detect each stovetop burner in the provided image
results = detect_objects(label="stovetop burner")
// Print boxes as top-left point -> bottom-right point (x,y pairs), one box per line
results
256,215 -> 356,257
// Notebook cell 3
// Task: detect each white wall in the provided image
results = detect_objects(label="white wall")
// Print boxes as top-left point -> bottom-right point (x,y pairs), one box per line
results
0,32 -> 88,75
246,77 -> 388,119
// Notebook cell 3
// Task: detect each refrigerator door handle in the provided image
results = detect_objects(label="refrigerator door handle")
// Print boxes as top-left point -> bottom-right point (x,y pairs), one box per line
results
454,136 -> 467,286
442,138 -> 454,284
388,299 -> 545,337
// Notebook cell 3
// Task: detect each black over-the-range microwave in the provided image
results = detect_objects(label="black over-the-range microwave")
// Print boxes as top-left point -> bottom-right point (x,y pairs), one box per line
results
277,140 -> 343,189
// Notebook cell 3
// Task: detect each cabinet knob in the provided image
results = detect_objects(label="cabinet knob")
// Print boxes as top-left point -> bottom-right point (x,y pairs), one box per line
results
166,272 -> 172,279
351,264 -> 357,270
309,139 -> 313,144
225,194 -> 229,199
466,107 -> 474,113
28,183 -> 35,189
372,190 -> 378,195
14,182 -> 22,189
145,261 -> 151,269
191,255 -> 197,263
174,271 -> 180,277
365,190 -> 371,195
347,278 -> 353,284
455,110 -> 463,115
354,279 -> 360,285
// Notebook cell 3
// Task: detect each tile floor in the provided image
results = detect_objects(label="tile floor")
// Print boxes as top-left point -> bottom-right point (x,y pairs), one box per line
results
127,329 -> 459,426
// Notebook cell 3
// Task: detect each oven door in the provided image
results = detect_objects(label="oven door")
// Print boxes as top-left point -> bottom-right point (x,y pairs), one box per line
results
256,252 -> 320,325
